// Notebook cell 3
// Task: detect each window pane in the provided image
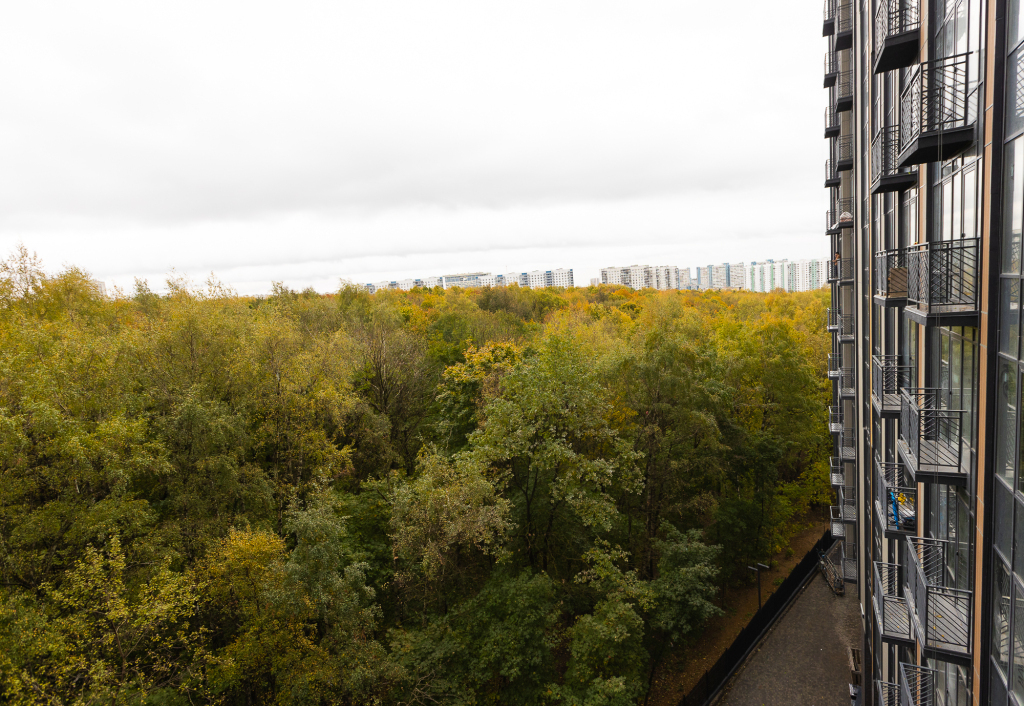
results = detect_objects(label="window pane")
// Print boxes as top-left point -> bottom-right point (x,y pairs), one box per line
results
996,561 -> 1012,676
964,167 -> 977,239
1008,139 -> 1024,274
1002,279 -> 1022,358
1012,0 -> 1024,52
1014,584 -> 1024,701
1010,46 -> 1024,139
998,361 -> 1019,486
998,480 -> 1015,559
1016,499 -> 1024,578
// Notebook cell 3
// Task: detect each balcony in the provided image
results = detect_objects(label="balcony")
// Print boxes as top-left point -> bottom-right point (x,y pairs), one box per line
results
830,456 -> 845,487
834,69 -> 854,112
827,352 -> 842,380
897,388 -> 969,485
871,126 -> 918,194
823,2 -> 854,49
900,663 -> 971,706
827,307 -> 855,341
828,404 -> 844,433
899,54 -> 975,166
834,135 -> 854,171
875,457 -> 916,536
825,107 -> 841,138
841,540 -> 858,582
827,257 -> 853,283
875,680 -> 899,706
827,198 -> 854,232
873,0 -> 920,74
829,505 -> 847,538
874,248 -> 908,305
824,52 -> 838,87
825,159 -> 841,188
838,365 -> 855,398
906,238 -> 980,324
837,428 -> 856,461
871,354 -> 911,416
906,537 -> 972,656
837,485 -> 856,523
873,562 -> 913,644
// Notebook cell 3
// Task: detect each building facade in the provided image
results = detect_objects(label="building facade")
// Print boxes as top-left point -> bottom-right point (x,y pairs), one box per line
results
824,0 -> 1019,702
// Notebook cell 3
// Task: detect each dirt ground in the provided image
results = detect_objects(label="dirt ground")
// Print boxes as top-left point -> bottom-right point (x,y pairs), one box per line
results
645,520 -> 830,706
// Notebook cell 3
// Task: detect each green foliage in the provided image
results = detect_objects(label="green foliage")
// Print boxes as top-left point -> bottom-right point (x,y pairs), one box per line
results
0,247 -> 831,705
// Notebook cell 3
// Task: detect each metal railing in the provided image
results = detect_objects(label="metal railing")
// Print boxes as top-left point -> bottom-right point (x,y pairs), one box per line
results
835,2 -> 853,34
829,404 -> 844,432
906,238 -> 979,313
874,562 -> 912,641
906,536 -> 972,655
828,352 -> 842,378
900,54 -> 972,150
837,485 -> 856,522
835,135 -> 854,165
828,257 -> 853,282
836,69 -> 854,106
830,456 -> 844,486
825,158 -> 839,184
837,428 -> 856,460
872,354 -> 912,409
830,505 -> 846,538
876,680 -> 900,706
825,52 -> 838,79
842,540 -> 858,581
828,198 -> 855,229
874,0 -> 920,56
838,366 -> 855,395
899,388 -> 968,477
871,125 -> 905,182
823,0 -> 835,24
875,456 -> 916,534
875,248 -> 908,297
825,107 -> 840,134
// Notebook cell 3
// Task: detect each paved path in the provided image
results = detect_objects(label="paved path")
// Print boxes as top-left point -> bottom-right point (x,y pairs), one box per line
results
717,572 -> 862,706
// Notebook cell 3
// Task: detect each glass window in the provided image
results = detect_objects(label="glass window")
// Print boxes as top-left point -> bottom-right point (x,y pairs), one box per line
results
998,479 -> 1015,559
1007,139 -> 1024,274
997,361 -> 1019,486
1014,584 -> 1024,702
964,167 -> 977,239
997,561 -> 1012,678
1016,499 -> 1024,578
1013,46 -> 1024,140
1013,0 -> 1024,51
1002,279 -> 1022,358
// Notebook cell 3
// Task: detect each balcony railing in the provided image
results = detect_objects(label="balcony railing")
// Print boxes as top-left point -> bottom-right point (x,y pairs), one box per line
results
827,353 -> 842,379
871,126 -> 918,193
830,456 -> 845,487
838,366 -> 855,397
834,135 -> 854,170
875,680 -> 899,706
825,159 -> 841,188
829,505 -> 846,538
837,428 -> 856,461
898,388 -> 969,482
827,257 -> 854,282
899,54 -> 975,165
842,540 -> 858,581
823,0 -> 836,35
900,662 -> 971,706
906,238 -> 980,316
874,0 -> 920,73
872,354 -> 912,414
875,456 -> 916,535
828,404 -> 844,433
825,107 -> 841,138
906,536 -> 972,655
827,308 -> 854,340
874,562 -> 913,642
835,69 -> 854,111
828,198 -> 854,231
825,52 -> 838,87
874,248 -> 909,300
837,485 -> 856,523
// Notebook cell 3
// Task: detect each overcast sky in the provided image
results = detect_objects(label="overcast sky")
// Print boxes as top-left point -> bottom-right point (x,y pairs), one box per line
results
0,2 -> 825,294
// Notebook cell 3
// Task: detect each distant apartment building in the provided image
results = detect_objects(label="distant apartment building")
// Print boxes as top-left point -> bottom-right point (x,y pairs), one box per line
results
361,268 -> 573,293
601,265 -> 694,291
747,260 -> 788,293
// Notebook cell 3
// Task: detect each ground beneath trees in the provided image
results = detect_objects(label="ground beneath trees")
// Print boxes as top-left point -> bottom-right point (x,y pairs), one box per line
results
646,519 -> 829,706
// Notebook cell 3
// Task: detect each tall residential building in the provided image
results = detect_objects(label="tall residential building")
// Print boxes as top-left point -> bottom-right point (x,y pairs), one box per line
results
747,260 -> 789,293
601,264 -> 695,290
822,0 -> 1017,702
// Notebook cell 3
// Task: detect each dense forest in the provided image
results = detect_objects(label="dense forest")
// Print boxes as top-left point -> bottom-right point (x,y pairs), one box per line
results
0,247 -> 831,706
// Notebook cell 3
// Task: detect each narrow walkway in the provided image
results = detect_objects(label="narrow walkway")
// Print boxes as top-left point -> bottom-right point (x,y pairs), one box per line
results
716,572 -> 862,706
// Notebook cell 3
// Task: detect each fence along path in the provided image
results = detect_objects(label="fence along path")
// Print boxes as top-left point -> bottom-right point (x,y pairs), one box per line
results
677,530 -> 837,706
